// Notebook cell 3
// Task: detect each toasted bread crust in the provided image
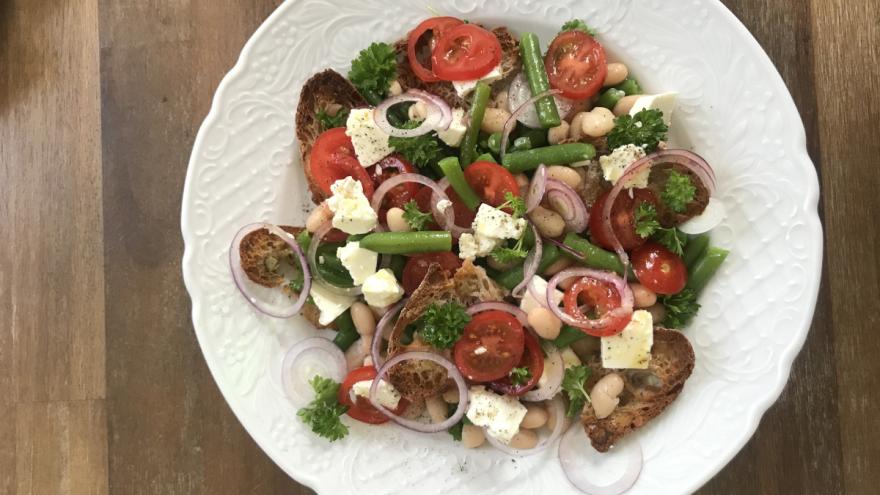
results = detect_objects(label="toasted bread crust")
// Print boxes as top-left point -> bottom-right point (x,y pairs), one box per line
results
580,328 -> 695,452
646,164 -> 711,227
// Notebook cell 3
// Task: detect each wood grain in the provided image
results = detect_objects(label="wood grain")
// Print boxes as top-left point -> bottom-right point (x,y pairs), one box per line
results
1,0 -> 878,493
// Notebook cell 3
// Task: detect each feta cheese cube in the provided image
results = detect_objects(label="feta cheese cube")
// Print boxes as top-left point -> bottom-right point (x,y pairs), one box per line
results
345,108 -> 394,166
519,275 -> 564,314
351,379 -> 401,409
362,268 -> 404,308
309,281 -> 356,325
458,232 -> 502,260
437,108 -> 467,147
465,386 -> 527,444
629,92 -> 678,126
473,203 -> 527,240
601,309 -> 654,369
452,64 -> 503,98
599,144 -> 649,189
326,177 -> 378,234
336,241 -> 378,285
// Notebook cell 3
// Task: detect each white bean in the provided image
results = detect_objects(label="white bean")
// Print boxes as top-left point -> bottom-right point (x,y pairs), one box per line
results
388,80 -> 403,96
646,303 -> 666,324
385,207 -> 412,232
547,165 -> 582,188
442,387 -> 460,404
409,101 -> 429,121
462,424 -> 486,448
425,395 -> 448,424
569,111 -> 589,140
508,429 -> 539,450
613,94 -> 641,116
324,103 -> 343,117
480,107 -> 511,134
548,121 -> 570,145
520,404 -> 548,429
514,173 -> 530,188
590,373 -> 624,419
603,63 -> 629,87
528,307 -> 562,340
493,90 -> 510,111
581,107 -> 615,138
630,283 -> 657,308
351,302 -> 377,336
306,202 -> 333,233
529,206 -> 565,238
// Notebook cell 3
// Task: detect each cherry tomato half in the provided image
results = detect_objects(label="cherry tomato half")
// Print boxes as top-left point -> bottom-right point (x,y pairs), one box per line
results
589,189 -> 658,251
431,23 -> 502,81
453,310 -> 525,382
632,242 -> 687,295
308,128 -> 375,200
487,330 -> 544,396
414,185 -> 476,230
407,16 -> 464,82
562,276 -> 631,337
464,161 -> 521,207
338,366 -> 408,424
545,30 -> 608,100
401,252 -> 463,294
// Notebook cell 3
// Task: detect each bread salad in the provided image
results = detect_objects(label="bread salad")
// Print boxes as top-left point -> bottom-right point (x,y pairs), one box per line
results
230,16 -> 729,494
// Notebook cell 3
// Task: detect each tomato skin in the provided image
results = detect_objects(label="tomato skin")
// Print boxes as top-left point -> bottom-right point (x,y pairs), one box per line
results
562,276 -> 631,337
632,243 -> 687,295
407,17 -> 464,82
338,366 -> 408,424
414,185 -> 476,229
453,310 -> 525,382
309,128 -> 375,200
487,330 -> 544,396
370,155 -> 419,222
401,253 -> 463,294
431,24 -> 502,81
545,30 -> 607,100
589,189 -> 658,251
463,161 -> 521,207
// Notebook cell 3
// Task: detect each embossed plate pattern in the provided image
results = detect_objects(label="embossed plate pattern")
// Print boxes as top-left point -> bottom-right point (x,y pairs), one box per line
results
181,1 -> 822,493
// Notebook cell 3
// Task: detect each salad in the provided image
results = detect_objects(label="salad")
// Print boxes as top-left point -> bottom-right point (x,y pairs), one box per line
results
230,16 -> 728,494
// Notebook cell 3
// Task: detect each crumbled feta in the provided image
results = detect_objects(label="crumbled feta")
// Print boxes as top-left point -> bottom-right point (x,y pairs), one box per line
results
326,177 -> 378,234
458,232 -> 502,260
336,241 -> 378,285
436,199 -> 453,213
519,275 -> 564,314
629,92 -> 678,126
466,386 -> 528,444
309,282 -> 356,325
599,144 -> 649,188
362,268 -> 404,308
459,203 -> 527,261
352,379 -> 401,409
452,65 -> 503,98
601,310 -> 654,369
345,108 -> 394,167
437,108 -> 467,147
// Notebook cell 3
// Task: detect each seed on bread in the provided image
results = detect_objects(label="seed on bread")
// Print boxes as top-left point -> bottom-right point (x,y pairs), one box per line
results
238,225 -> 301,287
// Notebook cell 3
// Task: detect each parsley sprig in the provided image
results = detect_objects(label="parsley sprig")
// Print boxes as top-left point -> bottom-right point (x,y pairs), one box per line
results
662,171 -> 696,213
388,120 -> 445,169
561,19 -> 598,36
660,288 -> 701,328
562,365 -> 592,417
497,191 -> 527,218
607,108 -> 668,152
348,42 -> 397,105
509,367 -> 531,386
489,192 -> 529,263
297,376 -> 349,441
633,203 -> 687,256
413,302 -> 471,349
402,200 -> 433,231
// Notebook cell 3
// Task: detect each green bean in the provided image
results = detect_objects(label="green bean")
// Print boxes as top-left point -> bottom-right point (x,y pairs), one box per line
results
460,81 -> 492,166
596,88 -> 625,109
562,233 -> 634,279
502,143 -> 596,173
493,244 -> 561,290
682,234 -> 710,269
520,33 -> 561,128
475,152 -> 497,164
316,243 -> 355,287
487,133 -> 502,155
517,127 -> 549,148
358,231 -> 452,254
389,254 -> 407,280
513,136 -> 532,151
614,78 -> 642,96
332,310 -> 359,351
686,247 -> 729,293
552,325 -> 587,348
438,156 -> 481,210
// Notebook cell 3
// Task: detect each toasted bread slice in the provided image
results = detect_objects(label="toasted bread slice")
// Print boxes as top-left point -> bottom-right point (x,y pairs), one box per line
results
580,328 -> 695,452
294,69 -> 368,204
646,165 -> 710,227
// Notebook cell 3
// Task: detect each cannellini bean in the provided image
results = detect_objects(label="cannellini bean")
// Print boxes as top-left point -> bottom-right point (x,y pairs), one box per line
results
324,103 -> 343,117
508,429 -> 539,450
363,356 -> 373,367
351,302 -> 377,336
494,90 -> 510,111
388,80 -> 403,96
520,404 -> 548,429
590,373 -> 625,419
480,107 -> 511,134
613,94 -> 641,116
462,424 -> 486,448
548,121 -> 570,145
409,101 -> 429,121
306,202 -> 333,233
547,165 -> 582,188
569,111 -> 589,140
514,173 -> 530,188
386,207 -> 412,232
630,283 -> 657,308
543,257 -> 573,276
646,303 -> 666,324
425,395 -> 448,424
528,307 -> 562,340
529,206 -> 565,238
581,107 -> 615,138
442,387 -> 460,404
603,63 -> 629,87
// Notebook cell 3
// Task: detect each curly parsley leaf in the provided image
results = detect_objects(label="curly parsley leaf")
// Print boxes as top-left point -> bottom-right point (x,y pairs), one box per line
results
416,302 -> 471,349
296,376 -> 349,441
402,200 -> 433,231
561,19 -> 598,37
654,227 -> 687,256
509,367 -> 531,386
348,42 -> 397,105
662,171 -> 696,213
388,121 -> 446,169
633,203 -> 687,256
316,107 -> 349,130
660,288 -> 700,329
607,108 -> 668,152
562,365 -> 592,417
498,191 -> 526,219
448,404 -> 471,441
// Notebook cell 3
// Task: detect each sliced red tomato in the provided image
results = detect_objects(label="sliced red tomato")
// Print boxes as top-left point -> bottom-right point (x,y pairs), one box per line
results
487,330 -> 544,396
588,189 -> 658,251
407,16 -> 464,82
308,128 -> 375,200
338,366 -> 408,424
414,185 -> 476,230
370,154 -> 419,222
463,161 -> 520,207
431,23 -> 502,81
563,276 -> 631,337
632,242 -> 687,295
401,253 -> 462,294
545,30 -> 607,100
453,310 -> 525,382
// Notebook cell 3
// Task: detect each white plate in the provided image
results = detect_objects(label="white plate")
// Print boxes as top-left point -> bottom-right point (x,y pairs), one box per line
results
181,1 -> 822,493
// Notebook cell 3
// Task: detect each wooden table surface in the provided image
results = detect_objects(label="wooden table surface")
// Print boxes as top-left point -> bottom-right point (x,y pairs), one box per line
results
1,1 -> 878,493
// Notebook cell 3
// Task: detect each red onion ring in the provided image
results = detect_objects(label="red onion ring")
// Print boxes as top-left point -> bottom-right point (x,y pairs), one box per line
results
485,396 -> 566,456
546,268 -> 633,330
526,164 -> 547,213
545,179 -> 590,233
601,149 -> 716,273
281,337 -> 347,406
434,178 -> 474,238
370,173 -> 455,233
559,427 -> 644,495
467,301 -> 529,327
512,223 -> 542,298
501,86 -> 564,161
229,223 -> 312,318
370,351 -> 469,433
507,72 -> 574,129
307,221 -> 362,297
373,90 -> 452,138
522,344 -> 564,402
370,299 -> 407,368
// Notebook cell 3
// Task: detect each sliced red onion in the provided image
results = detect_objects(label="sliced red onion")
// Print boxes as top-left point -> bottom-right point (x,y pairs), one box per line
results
526,164 -> 547,213
512,223 -> 542,298
370,155 -> 410,180
467,301 -> 529,327
229,223 -> 312,318
522,344 -> 564,402
501,84 -> 564,161
546,268 -> 633,331
434,178 -> 473,238
281,337 -> 347,407
374,90 -> 452,138
371,173 -> 455,233
559,427 -> 644,495
507,72 -> 574,129
370,299 -> 407,368
527,279 -> 550,310
371,351 -> 468,433
545,179 -> 590,233
486,396 -> 566,456
601,149 -> 716,272
678,196 -> 726,235
307,221 -> 362,297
